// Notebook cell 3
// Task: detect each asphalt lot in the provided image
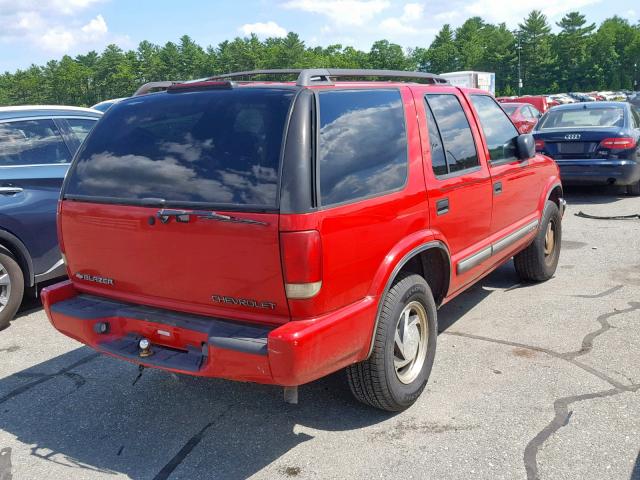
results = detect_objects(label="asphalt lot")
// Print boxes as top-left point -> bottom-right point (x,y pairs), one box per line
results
0,186 -> 638,480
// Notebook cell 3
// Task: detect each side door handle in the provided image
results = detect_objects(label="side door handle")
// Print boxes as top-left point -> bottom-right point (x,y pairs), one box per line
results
436,198 -> 449,216
0,187 -> 23,195
494,182 -> 503,195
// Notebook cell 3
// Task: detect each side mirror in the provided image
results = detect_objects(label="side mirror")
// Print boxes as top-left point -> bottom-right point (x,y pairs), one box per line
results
517,133 -> 535,160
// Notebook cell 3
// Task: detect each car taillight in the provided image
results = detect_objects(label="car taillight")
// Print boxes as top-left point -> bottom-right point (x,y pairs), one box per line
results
56,200 -> 65,255
535,139 -> 545,152
280,230 -> 322,299
599,137 -> 636,149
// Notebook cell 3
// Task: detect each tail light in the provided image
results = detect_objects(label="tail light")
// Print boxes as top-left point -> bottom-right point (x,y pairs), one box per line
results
56,200 -> 66,261
535,139 -> 545,152
280,230 -> 322,299
599,137 -> 636,149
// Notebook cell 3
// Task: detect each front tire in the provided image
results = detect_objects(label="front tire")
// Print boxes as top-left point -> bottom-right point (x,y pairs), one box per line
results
514,201 -> 562,282
0,251 -> 24,330
346,273 -> 437,411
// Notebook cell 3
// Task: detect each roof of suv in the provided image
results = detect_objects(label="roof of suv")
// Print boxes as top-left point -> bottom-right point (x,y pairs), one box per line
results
132,68 -> 452,96
0,105 -> 102,121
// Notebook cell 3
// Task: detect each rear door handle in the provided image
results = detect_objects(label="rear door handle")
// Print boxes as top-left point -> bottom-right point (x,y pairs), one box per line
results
494,182 -> 503,195
436,198 -> 449,216
0,187 -> 23,195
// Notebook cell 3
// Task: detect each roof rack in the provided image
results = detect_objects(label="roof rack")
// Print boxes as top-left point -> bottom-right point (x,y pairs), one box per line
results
207,69 -> 449,87
131,69 -> 449,96
133,81 -> 183,96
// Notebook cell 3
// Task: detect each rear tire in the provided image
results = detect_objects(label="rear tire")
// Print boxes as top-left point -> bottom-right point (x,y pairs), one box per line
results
514,201 -> 561,282
346,273 -> 437,412
0,251 -> 24,330
627,181 -> 640,196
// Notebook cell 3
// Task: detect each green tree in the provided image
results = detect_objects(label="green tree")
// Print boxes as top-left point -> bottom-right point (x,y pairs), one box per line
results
368,40 -> 407,70
415,24 -> 458,73
554,12 -> 595,91
518,10 -> 555,93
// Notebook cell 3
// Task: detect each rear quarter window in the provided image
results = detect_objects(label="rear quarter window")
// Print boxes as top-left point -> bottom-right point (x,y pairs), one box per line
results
318,89 -> 408,206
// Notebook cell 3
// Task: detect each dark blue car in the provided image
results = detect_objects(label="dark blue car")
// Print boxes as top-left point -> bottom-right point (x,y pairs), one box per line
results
533,102 -> 640,195
0,106 -> 102,328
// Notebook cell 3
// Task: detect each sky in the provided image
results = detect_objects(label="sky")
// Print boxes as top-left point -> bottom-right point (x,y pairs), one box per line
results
0,0 -> 638,73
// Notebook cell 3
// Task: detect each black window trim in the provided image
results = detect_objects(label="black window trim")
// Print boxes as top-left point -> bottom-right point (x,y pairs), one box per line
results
424,93 -> 482,180
61,87 -> 301,213
469,94 -> 521,168
0,116 -> 74,168
314,87 -> 410,210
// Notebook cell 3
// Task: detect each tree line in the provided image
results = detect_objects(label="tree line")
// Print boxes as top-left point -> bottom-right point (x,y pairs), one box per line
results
1,10 -> 639,107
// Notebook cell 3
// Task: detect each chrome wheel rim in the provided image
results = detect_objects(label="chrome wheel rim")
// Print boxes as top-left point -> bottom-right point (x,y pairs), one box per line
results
0,262 -> 11,313
544,221 -> 555,257
394,301 -> 428,384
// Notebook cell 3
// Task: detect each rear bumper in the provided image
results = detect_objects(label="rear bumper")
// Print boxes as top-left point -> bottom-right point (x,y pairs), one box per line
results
41,281 -> 376,386
556,159 -> 640,186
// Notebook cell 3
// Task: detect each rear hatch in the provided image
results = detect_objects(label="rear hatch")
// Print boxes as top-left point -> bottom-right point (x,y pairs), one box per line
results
60,85 -> 297,324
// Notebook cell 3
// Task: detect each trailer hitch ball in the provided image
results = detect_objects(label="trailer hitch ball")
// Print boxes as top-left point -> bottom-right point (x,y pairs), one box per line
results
139,338 -> 153,357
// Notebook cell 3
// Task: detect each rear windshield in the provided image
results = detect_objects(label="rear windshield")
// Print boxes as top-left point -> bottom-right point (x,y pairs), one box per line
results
501,104 -> 518,115
538,107 -> 625,129
65,88 -> 295,209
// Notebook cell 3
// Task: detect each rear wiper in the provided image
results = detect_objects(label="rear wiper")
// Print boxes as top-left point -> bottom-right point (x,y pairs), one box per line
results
156,208 -> 268,226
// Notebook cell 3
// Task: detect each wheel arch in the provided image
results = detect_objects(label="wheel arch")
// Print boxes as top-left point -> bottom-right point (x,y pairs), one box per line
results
0,229 -> 34,287
366,240 -> 450,357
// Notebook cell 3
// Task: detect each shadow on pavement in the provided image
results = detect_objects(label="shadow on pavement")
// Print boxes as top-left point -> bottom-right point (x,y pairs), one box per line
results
563,185 -> 628,205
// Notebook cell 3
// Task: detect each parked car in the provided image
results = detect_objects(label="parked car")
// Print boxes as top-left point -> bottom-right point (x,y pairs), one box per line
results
91,98 -> 127,112
547,94 -> 576,105
569,92 -> 596,102
533,101 -> 640,195
500,102 -> 541,133
42,69 -> 564,411
0,106 -> 101,328
498,95 -> 557,114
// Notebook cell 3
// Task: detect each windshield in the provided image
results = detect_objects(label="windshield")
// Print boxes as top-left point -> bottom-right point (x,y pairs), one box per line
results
538,106 -> 625,129
501,104 -> 518,115
65,88 -> 295,209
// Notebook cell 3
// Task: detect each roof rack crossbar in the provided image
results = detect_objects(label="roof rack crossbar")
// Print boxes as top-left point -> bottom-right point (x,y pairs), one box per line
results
133,81 -> 183,96
206,69 -> 449,87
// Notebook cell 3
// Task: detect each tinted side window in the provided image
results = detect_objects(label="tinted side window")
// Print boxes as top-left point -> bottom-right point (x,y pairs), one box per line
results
0,119 -> 71,166
470,95 -> 519,163
529,106 -> 541,118
425,94 -> 479,174
424,101 -> 447,176
522,106 -> 533,118
66,118 -> 98,145
318,89 -> 407,205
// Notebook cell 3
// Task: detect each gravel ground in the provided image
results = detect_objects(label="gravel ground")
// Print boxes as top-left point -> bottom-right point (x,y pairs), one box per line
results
0,186 -> 638,480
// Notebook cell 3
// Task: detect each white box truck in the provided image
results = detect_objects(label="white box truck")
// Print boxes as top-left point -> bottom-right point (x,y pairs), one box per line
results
440,71 -> 495,95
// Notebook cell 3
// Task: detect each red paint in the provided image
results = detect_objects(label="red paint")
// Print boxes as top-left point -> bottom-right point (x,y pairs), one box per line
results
599,137 -> 636,149
501,102 -> 540,133
44,81 -> 562,387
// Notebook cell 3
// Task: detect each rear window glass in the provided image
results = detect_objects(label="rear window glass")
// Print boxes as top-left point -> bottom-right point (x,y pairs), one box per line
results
318,89 -> 407,206
65,88 -> 295,208
538,107 -> 625,129
0,119 -> 71,166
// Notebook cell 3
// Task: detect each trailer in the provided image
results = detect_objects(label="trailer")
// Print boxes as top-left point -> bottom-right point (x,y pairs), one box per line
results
440,71 -> 495,95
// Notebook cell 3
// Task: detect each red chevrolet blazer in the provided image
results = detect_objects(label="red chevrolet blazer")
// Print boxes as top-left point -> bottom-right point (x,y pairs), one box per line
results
43,69 -> 565,411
